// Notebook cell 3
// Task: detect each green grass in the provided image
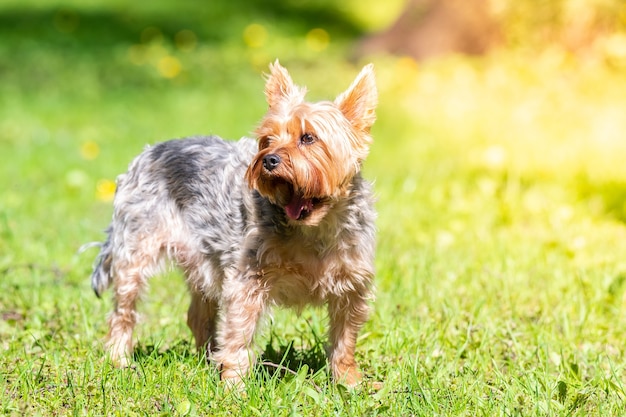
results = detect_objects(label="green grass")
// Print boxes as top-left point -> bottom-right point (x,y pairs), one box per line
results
2,1 -> 626,415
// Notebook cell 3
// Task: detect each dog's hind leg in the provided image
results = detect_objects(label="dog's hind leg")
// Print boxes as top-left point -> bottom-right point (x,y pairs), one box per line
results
105,249 -> 163,367
187,291 -> 219,356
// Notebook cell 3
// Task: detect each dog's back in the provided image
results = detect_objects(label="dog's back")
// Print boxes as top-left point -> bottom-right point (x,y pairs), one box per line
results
90,136 -> 257,298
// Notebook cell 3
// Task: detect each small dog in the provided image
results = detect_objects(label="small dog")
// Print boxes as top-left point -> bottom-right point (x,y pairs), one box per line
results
90,61 -> 377,386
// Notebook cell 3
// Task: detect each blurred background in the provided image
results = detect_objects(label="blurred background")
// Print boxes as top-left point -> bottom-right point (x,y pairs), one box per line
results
1,0 -> 625,265
1,1 -> 626,412
0,0 -> 624,277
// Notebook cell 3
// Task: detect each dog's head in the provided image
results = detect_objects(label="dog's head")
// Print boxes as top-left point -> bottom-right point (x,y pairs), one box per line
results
245,60 -> 377,226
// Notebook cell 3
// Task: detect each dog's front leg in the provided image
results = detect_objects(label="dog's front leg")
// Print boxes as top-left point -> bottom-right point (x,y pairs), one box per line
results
327,292 -> 371,387
214,276 -> 267,386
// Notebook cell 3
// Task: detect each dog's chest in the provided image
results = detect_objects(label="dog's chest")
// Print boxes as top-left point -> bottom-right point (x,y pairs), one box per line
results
257,236 -> 349,307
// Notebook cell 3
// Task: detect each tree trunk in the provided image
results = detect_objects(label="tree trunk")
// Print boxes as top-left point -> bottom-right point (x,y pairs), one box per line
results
356,0 -> 500,60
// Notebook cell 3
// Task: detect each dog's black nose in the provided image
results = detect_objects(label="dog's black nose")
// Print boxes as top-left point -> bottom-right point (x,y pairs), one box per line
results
262,154 -> 281,171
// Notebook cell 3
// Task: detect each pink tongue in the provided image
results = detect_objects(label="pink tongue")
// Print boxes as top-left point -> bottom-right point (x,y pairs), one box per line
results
285,194 -> 313,220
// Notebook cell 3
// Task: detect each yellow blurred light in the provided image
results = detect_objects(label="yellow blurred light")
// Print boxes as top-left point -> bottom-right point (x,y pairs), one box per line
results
243,24 -> 267,48
80,140 -> 100,160
96,179 -> 116,202
158,56 -> 182,78
483,145 -> 507,169
342,0 -> 404,31
305,28 -> 330,52
396,56 -> 419,80
604,33 -> 626,60
436,230 -> 455,249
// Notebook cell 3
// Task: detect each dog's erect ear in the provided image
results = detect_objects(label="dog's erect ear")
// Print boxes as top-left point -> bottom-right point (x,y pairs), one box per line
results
335,64 -> 378,132
265,60 -> 306,108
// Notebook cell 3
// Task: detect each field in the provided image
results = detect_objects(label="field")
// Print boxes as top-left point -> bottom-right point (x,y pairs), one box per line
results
2,1 -> 626,415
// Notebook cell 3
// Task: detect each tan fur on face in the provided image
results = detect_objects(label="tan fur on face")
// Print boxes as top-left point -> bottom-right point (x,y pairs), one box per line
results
245,61 -> 377,226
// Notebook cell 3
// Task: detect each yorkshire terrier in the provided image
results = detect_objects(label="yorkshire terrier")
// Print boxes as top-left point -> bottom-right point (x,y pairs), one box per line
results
89,61 -> 377,386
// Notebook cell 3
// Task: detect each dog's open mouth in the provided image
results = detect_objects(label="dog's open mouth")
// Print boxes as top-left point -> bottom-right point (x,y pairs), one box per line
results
258,177 -> 325,221
278,182 -> 324,221
285,193 -> 322,221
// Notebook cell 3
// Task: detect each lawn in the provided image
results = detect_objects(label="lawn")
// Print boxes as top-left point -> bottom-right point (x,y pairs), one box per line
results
2,1 -> 626,415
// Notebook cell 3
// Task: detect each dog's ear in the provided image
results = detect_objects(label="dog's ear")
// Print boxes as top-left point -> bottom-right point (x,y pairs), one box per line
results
265,60 -> 306,108
335,64 -> 378,132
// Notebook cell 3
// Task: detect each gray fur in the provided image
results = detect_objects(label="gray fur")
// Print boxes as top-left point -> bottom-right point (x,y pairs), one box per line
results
91,136 -> 256,295
91,135 -> 376,301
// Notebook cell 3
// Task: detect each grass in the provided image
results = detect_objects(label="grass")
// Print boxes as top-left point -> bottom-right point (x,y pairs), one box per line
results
2,1 -> 626,415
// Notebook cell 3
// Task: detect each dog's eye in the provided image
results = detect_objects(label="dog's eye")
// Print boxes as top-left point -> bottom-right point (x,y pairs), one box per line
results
300,133 -> 317,145
259,137 -> 271,150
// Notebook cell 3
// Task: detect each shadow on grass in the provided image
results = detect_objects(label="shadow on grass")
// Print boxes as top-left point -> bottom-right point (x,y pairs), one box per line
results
258,337 -> 328,380
131,340 -> 197,366
130,335 -> 328,380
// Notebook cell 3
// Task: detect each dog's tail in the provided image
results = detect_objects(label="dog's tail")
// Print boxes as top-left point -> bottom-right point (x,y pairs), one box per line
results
80,227 -> 114,298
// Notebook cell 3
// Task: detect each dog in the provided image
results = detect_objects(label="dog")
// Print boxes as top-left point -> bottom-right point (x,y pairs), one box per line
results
89,60 -> 377,386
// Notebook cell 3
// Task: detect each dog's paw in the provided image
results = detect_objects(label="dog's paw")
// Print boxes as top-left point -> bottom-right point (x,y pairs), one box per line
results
334,364 -> 362,388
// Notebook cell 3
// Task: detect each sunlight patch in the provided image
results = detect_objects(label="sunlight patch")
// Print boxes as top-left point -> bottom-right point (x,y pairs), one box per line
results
243,24 -> 268,48
306,28 -> 330,52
